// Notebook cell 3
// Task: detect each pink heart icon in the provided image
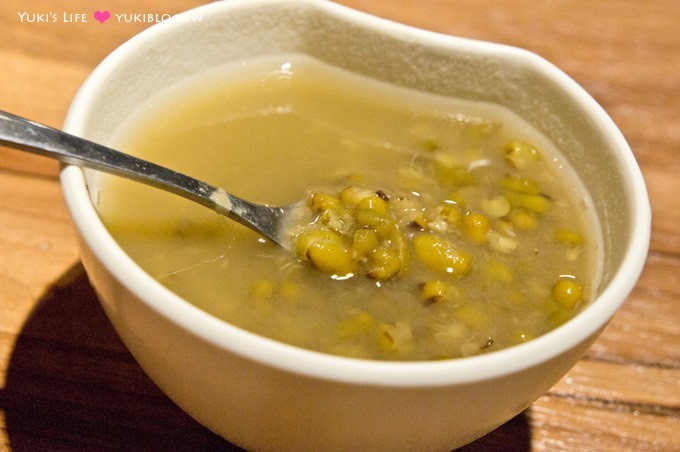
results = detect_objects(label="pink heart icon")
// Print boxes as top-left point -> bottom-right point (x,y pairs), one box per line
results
94,10 -> 111,23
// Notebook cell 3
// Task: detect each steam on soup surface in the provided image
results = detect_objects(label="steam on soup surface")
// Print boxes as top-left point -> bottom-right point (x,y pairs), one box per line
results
99,55 -> 601,361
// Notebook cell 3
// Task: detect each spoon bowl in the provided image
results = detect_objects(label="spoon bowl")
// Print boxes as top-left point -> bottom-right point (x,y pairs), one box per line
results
0,110 -> 294,248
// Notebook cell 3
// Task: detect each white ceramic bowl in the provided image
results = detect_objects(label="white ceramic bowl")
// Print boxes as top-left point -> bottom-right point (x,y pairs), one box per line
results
61,1 -> 651,450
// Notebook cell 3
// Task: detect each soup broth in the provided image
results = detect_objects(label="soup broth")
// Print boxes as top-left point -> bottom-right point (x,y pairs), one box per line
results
99,55 -> 601,361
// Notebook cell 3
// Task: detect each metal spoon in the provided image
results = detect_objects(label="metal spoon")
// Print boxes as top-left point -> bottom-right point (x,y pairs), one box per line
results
0,110 -> 295,248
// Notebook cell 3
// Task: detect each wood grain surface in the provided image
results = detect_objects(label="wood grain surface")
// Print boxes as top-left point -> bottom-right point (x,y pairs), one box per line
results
1,0 -> 678,450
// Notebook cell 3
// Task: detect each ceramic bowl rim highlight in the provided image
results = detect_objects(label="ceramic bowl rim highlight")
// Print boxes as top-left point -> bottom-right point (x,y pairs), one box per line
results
61,0 -> 650,388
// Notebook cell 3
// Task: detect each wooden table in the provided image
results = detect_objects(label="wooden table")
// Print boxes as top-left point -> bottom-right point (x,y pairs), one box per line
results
1,0 -> 678,450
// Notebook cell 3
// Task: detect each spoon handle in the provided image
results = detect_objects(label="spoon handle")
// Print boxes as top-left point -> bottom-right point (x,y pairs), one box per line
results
0,110 -> 286,244
0,109 -> 219,205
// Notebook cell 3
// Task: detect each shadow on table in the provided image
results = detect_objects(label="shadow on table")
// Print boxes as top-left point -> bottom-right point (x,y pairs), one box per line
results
0,264 -> 530,451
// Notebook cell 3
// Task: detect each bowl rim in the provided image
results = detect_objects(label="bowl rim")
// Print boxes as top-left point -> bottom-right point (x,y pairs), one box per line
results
61,0 -> 651,387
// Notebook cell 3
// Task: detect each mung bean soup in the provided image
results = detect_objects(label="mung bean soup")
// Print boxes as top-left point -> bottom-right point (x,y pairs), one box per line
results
98,55 -> 601,361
